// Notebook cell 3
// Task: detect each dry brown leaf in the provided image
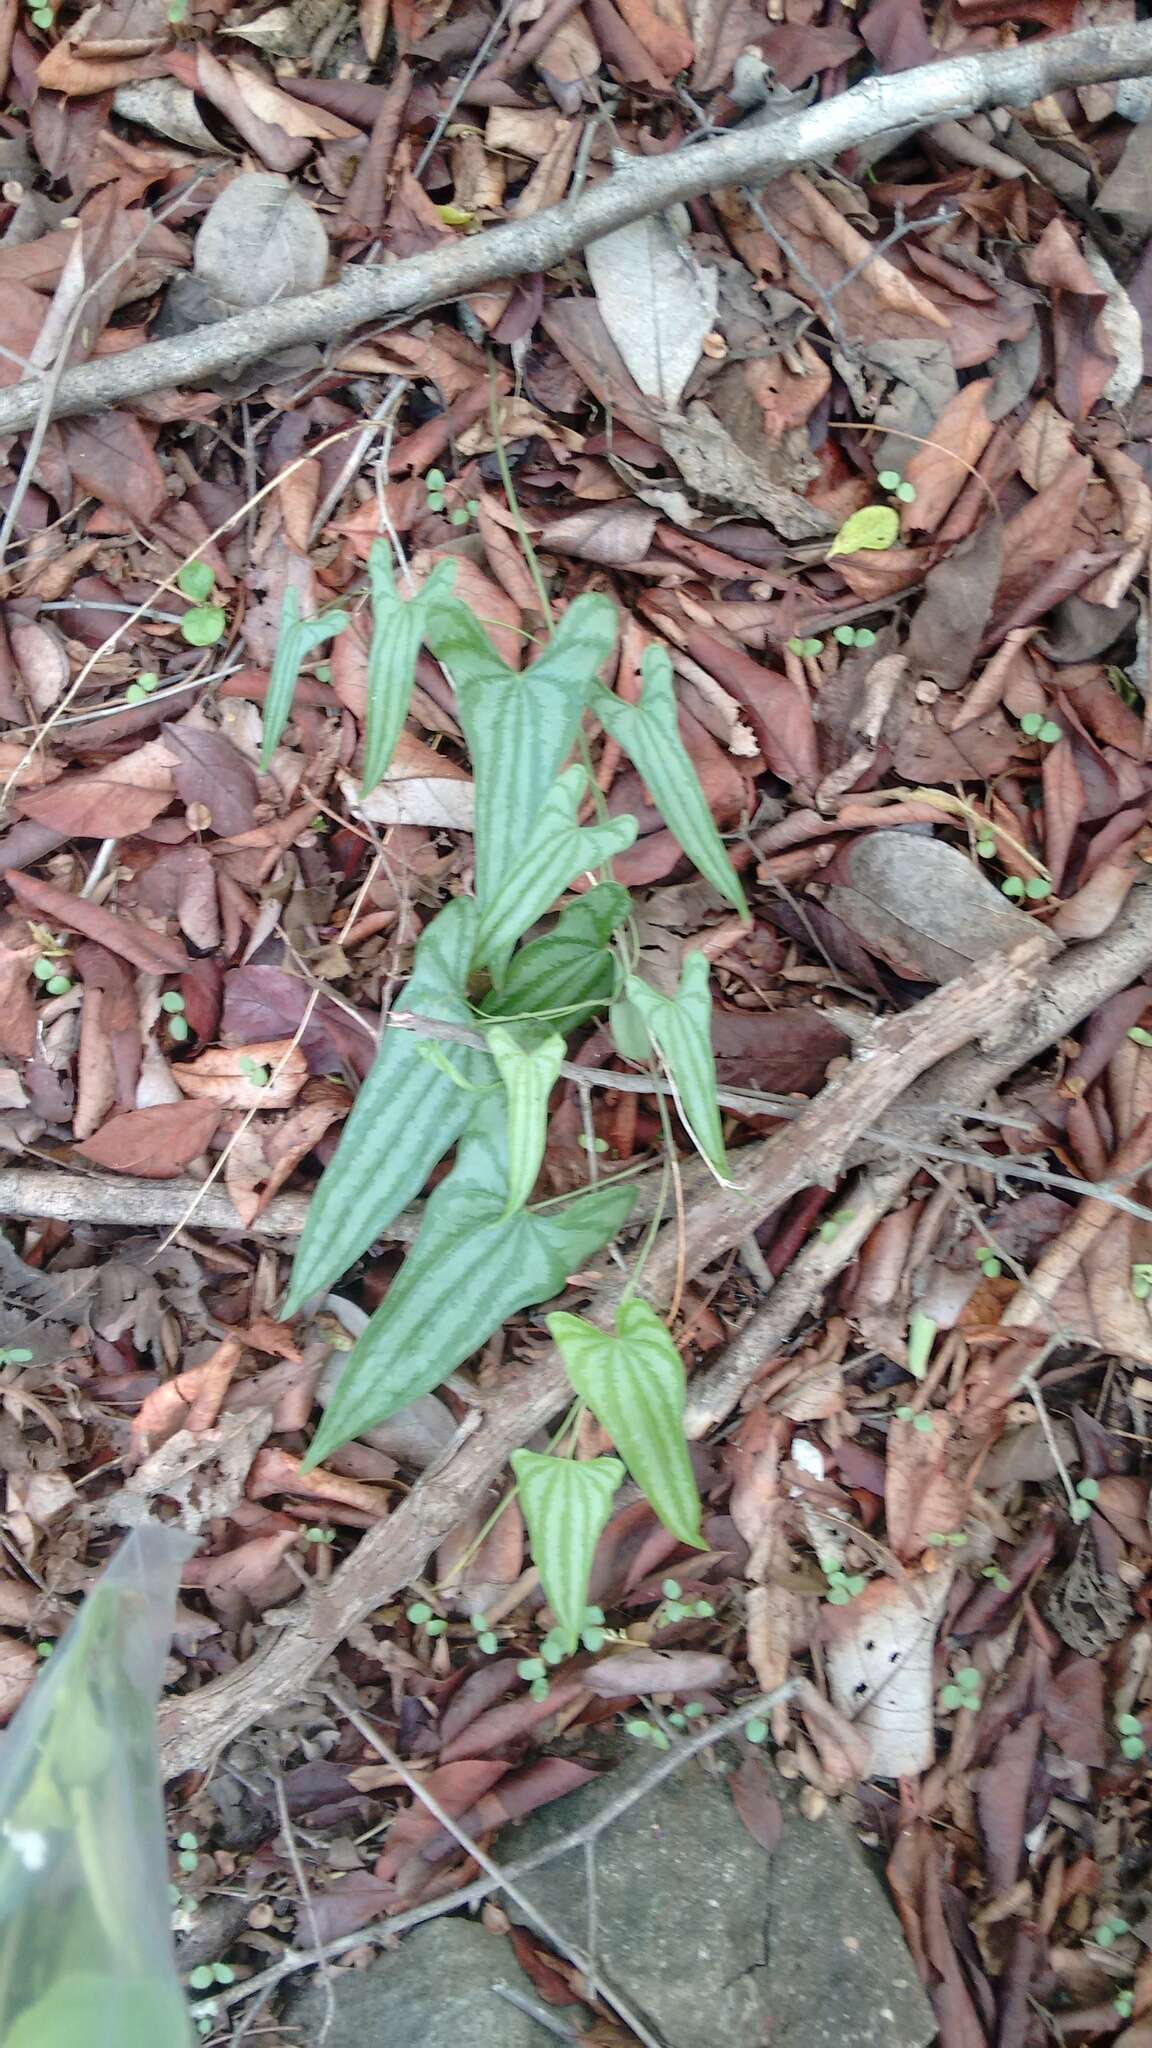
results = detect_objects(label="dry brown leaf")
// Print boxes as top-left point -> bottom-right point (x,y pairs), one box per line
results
15,736 -> 176,837
901,378 -> 994,534
884,1413 -> 966,1560
247,1446 -> 391,1520
74,1099 -> 221,1177
7,870 -> 187,972
0,1638 -> 37,1724
174,1037 -> 308,1111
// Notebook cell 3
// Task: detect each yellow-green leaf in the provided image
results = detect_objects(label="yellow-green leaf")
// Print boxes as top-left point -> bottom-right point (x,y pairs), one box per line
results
827,504 -> 900,560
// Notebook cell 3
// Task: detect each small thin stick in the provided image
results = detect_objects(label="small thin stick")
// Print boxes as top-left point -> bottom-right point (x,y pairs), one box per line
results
272,1771 -> 336,2047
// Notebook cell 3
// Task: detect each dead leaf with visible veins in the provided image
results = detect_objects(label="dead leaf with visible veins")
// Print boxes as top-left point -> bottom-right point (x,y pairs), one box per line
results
14,735 -> 177,837
824,1571 -> 953,1779
174,1037 -> 308,1111
74,1099 -> 221,1176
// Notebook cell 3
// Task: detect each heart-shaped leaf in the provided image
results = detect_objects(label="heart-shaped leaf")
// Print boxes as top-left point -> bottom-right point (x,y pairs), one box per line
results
624,952 -> 727,1177
423,590 -> 619,905
589,645 -> 748,918
511,1450 -> 624,1651
549,1298 -> 702,1546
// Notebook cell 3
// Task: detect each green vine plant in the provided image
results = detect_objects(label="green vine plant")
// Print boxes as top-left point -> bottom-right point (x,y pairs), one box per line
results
278,541 -> 751,1639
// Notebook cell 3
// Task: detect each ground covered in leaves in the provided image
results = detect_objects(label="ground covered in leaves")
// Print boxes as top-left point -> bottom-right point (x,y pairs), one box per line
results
1,0 -> 1152,2041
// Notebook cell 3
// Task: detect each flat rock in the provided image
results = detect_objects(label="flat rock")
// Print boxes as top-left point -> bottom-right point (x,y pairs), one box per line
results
285,1915 -> 583,2047
496,1748 -> 936,2048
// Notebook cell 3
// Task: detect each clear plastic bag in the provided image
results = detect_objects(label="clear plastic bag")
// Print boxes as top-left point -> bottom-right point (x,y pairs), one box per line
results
0,1525 -> 195,2047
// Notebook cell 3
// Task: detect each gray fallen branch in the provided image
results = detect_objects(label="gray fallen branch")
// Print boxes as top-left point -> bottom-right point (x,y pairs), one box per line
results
1,22 -> 1150,433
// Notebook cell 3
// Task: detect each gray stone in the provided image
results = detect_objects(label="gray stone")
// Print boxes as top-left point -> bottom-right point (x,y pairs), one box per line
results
496,1750 -> 936,2048
285,1915 -> 583,2047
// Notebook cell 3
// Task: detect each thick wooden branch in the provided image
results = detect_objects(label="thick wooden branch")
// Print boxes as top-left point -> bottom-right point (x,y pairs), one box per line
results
3,22 -> 1151,433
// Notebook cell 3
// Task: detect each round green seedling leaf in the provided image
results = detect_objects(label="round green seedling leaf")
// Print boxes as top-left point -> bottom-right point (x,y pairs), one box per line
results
181,604 -> 226,646
177,560 -> 215,602
876,470 -> 901,491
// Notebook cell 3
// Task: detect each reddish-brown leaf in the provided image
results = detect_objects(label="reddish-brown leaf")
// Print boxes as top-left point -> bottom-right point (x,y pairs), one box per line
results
58,414 -> 167,525
683,627 -> 819,793
7,869 -> 186,972
729,1755 -> 783,1854
74,1099 -> 221,1177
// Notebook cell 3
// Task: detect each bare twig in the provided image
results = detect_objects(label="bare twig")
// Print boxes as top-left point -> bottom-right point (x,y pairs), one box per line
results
0,25 -> 1148,433
272,1771 -> 335,2045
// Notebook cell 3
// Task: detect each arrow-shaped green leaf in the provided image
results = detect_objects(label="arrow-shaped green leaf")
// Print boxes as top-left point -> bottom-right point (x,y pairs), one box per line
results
475,765 -> 637,985
361,544 -> 457,794
282,897 -> 489,1315
589,645 -> 748,919
482,882 -> 630,1034
423,590 -> 619,905
625,952 -> 727,1178
511,1450 -> 624,1652
487,1024 -> 566,1215
302,1095 -> 636,1465
260,587 -> 349,769
548,1299 -> 702,1547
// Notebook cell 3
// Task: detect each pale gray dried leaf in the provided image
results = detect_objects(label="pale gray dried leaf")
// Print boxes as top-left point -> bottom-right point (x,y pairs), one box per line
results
584,1649 -> 735,1696
821,831 -> 1060,984
585,211 -> 717,411
825,1571 -> 952,1779
114,78 -> 222,152
103,1408 -> 275,1532
339,767 -> 475,832
660,403 -> 833,539
1096,116 -> 1152,231
1083,243 -> 1144,408
833,337 -> 956,478
194,172 -> 328,312
1045,1532 -> 1132,1655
